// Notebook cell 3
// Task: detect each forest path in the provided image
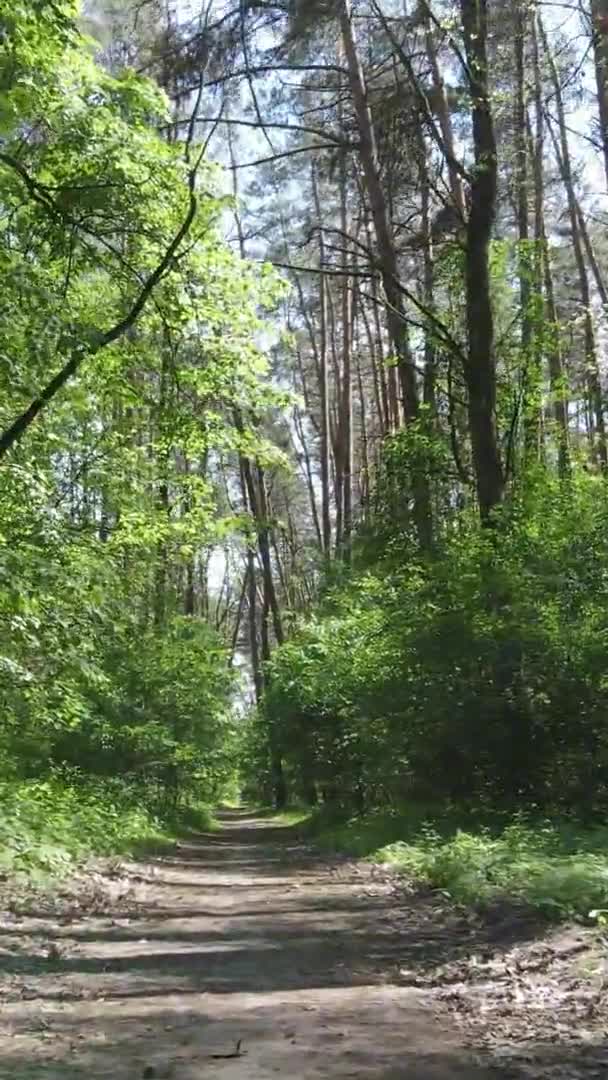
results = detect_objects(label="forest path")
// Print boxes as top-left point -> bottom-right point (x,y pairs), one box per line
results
0,811 -> 600,1079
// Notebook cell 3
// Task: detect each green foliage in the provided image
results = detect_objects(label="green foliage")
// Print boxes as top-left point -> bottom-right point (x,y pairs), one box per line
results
0,776 -> 171,881
365,415 -> 451,551
262,473 -> 608,815
0,2 -> 279,873
308,806 -> 608,919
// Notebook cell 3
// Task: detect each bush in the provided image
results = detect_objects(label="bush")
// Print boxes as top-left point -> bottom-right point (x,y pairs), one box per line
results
310,806 -> 608,918
263,475 -> 608,816
0,777 -> 172,880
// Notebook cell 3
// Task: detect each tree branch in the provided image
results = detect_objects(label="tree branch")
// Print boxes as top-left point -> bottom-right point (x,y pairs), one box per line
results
0,167 -> 201,461
172,114 -> 351,146
231,143 -> 348,168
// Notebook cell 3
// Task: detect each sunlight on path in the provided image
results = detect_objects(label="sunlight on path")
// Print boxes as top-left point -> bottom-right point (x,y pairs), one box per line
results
0,812 -> 498,1079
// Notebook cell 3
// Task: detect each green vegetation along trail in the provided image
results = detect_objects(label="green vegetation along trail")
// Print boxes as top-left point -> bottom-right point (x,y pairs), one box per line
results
0,812 -> 606,1079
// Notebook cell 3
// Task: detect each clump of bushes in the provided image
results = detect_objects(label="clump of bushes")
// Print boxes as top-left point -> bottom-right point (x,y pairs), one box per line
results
0,777 -> 173,880
257,476 -> 608,817
310,806 -> 608,918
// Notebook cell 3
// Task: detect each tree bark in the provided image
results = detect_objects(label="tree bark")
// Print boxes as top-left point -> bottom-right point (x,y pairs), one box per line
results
541,15 -> 607,470
337,0 -> 417,421
514,1 -> 538,462
339,141 -> 353,561
339,0 -> 433,547
591,0 -> 608,190
460,0 -> 505,521
530,15 -> 569,477
311,164 -> 332,561
422,5 -> 466,221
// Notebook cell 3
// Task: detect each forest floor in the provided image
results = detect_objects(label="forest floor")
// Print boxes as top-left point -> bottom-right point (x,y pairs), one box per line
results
0,811 -> 607,1080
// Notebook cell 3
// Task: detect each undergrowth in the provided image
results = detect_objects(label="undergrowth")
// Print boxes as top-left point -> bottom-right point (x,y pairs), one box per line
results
255,805 -> 311,826
306,805 -> 608,919
0,778 -> 215,882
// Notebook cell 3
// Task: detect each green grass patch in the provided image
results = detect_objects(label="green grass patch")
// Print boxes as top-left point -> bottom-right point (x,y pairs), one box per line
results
163,800 -> 217,835
307,805 -> 608,919
0,778 -> 216,882
269,807 -> 312,826
250,804 -> 312,826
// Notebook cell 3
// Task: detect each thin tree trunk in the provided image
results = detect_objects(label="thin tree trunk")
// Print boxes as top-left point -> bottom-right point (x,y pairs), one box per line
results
575,198 -> 608,308
337,0 -> 417,420
243,520 -> 263,702
422,6 -> 466,221
240,453 -> 284,648
355,345 -> 370,515
415,121 -> 437,416
530,15 -> 569,476
293,405 -> 323,550
153,346 -> 170,627
312,166 -> 332,562
542,228 -> 570,477
340,0 -> 434,546
591,0 -> 608,190
361,294 -> 388,436
229,568 -> 248,668
541,16 -> 607,469
339,142 -> 353,561
515,2 -> 538,462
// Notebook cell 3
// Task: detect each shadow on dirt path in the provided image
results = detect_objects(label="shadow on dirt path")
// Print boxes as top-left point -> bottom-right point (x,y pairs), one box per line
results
0,811 -> 605,1078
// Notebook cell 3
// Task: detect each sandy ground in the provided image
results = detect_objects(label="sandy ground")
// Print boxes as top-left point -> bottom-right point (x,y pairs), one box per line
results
0,811 -> 607,1079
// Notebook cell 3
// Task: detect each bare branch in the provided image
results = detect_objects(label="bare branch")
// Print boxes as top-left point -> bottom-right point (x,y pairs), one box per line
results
231,143 -> 349,169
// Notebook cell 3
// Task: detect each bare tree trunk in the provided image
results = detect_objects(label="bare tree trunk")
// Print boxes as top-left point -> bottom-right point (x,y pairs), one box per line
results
415,121 -> 437,416
355,345 -> 370,516
293,404 -> 323,550
514,1 -> 538,463
541,16 -> 607,469
340,0 -> 434,546
154,346 -> 170,627
370,251 -> 398,430
361,294 -> 388,436
329,294 -> 344,559
575,199 -> 608,308
229,568 -> 248,667
591,0 -> 608,190
239,461 -> 264,704
238,455 -> 284,805
311,164 -> 332,562
422,6 -> 466,221
530,15 -> 569,477
542,231 -> 570,477
460,0 -> 505,521
339,143 -> 353,561
240,452 -> 284,648
338,0 -> 417,421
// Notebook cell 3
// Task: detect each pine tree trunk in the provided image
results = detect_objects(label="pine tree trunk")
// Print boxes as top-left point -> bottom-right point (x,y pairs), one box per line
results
311,164 -> 332,561
339,144 -> 353,561
515,1 -> 538,462
339,0 -> 433,546
338,0 -> 417,419
154,346 -> 170,626
530,15 -> 569,476
591,0 -> 608,190
541,16 -> 607,470
422,6 -> 466,221
460,0 -> 505,522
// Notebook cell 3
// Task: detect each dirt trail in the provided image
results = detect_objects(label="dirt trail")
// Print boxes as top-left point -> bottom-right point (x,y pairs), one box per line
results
0,812 -> 605,1079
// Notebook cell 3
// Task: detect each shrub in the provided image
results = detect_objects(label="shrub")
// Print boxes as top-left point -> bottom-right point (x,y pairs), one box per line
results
264,476 -> 608,815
